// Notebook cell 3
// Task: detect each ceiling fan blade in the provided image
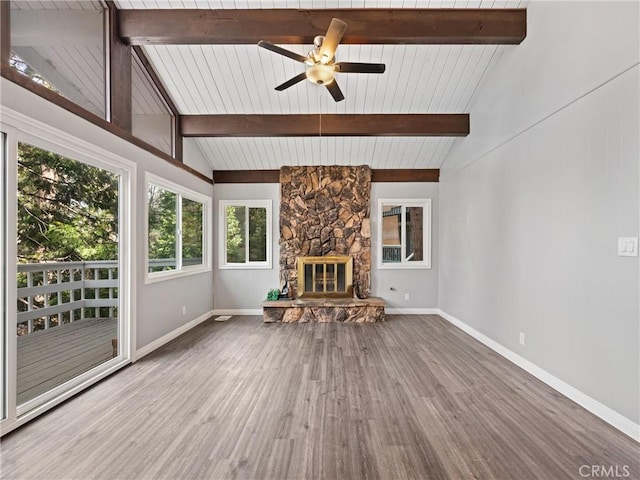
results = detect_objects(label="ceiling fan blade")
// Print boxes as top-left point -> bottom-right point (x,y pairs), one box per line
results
258,40 -> 308,63
325,80 -> 345,102
334,62 -> 386,74
319,18 -> 347,63
275,72 -> 308,91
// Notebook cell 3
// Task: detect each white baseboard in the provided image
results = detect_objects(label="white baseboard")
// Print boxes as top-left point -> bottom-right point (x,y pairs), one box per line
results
437,309 -> 640,442
135,309 -> 214,360
212,309 -> 262,316
386,308 -> 440,315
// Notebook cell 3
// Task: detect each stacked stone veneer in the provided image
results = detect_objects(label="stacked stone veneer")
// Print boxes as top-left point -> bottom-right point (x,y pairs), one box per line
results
279,165 -> 371,298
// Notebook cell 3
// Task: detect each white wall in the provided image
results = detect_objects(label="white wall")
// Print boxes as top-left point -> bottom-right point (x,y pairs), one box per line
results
439,0 -> 640,427
371,182 -> 439,310
1,78 -> 215,352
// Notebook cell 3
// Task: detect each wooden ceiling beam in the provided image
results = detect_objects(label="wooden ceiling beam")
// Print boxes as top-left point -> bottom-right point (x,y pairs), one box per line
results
214,170 -> 281,184
371,169 -> 439,182
119,9 -> 526,45
181,114 -> 469,137
213,169 -> 439,183
108,4 -> 132,132
1,1 -> 11,67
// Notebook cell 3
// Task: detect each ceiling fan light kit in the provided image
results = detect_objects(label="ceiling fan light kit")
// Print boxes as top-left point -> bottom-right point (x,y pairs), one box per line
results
258,18 -> 386,102
305,64 -> 335,85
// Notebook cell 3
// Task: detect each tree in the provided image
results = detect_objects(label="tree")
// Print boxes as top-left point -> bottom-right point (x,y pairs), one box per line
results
248,207 -> 267,262
181,198 -> 203,265
147,185 -> 177,269
17,143 -> 119,263
226,205 -> 245,263
224,205 -> 267,263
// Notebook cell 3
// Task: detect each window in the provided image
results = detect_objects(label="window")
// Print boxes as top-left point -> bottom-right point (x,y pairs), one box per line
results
378,199 -> 431,269
9,1 -> 107,119
148,185 -> 177,272
147,174 -> 211,281
16,141 -> 122,407
131,51 -> 174,156
219,200 -> 271,269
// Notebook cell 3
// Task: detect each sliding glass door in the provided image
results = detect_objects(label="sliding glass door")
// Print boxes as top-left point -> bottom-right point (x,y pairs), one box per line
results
16,142 -> 122,409
1,111 -> 133,434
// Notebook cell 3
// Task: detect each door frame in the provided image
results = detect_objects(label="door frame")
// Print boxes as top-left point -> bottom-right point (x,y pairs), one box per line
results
0,107 -> 136,435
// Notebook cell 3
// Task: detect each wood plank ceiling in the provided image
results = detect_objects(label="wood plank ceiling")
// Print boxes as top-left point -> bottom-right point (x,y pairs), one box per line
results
116,1 -> 528,172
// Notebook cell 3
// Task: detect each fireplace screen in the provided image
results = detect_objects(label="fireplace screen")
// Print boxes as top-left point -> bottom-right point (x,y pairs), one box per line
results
297,256 -> 353,298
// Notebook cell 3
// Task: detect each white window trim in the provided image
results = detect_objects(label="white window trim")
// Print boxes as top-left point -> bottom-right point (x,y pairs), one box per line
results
377,198 -> 432,270
218,199 -> 272,270
145,172 -> 212,284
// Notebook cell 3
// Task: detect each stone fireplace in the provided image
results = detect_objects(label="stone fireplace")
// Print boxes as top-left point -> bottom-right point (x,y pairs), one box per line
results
279,165 -> 371,298
262,165 -> 384,323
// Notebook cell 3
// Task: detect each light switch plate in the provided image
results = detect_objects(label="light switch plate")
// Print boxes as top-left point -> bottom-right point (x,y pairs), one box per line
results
618,237 -> 638,257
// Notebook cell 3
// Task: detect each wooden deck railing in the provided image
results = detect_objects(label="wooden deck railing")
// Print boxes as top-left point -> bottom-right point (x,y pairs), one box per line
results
17,261 -> 119,335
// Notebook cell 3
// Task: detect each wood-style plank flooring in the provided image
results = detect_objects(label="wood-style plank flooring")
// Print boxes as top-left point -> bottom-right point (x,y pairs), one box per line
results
1,315 -> 638,480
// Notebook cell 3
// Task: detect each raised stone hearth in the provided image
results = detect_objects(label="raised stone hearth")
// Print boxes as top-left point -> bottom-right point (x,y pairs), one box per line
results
262,297 -> 385,323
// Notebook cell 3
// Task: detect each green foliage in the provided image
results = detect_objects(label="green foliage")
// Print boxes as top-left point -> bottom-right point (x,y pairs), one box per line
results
147,185 -> 177,270
182,198 -> 203,266
248,207 -> 267,262
17,143 -> 119,263
225,205 -> 267,263
226,205 -> 245,263
266,289 -> 280,301
147,187 -> 206,271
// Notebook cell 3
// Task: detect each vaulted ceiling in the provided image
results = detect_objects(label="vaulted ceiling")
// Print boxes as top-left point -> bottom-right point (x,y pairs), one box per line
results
13,1 -> 530,173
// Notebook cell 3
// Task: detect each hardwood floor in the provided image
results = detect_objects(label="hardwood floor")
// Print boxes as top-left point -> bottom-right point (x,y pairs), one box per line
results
1,315 -> 638,480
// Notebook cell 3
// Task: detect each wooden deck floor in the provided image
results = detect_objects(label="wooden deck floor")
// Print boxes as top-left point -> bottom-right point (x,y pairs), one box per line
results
17,317 -> 118,405
2,315 -> 639,480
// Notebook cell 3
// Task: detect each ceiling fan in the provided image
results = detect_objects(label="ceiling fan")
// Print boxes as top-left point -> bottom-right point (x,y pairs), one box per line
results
258,18 -> 386,102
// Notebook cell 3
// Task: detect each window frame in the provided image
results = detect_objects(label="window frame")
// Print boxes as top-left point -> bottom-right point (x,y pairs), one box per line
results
131,49 -> 176,157
5,3 -> 185,167
145,173 -> 212,284
377,198 -> 432,270
8,2 -> 108,120
218,200 -> 272,270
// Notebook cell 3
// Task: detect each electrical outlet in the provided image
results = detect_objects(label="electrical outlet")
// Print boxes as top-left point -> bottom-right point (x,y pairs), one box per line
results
182,305 -> 186,315
519,332 -> 525,345
404,293 -> 410,301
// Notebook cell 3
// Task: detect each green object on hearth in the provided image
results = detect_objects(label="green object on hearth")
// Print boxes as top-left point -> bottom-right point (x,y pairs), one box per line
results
267,289 -> 280,301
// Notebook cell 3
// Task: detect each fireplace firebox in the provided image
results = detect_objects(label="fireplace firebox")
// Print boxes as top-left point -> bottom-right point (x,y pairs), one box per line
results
296,256 -> 353,298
